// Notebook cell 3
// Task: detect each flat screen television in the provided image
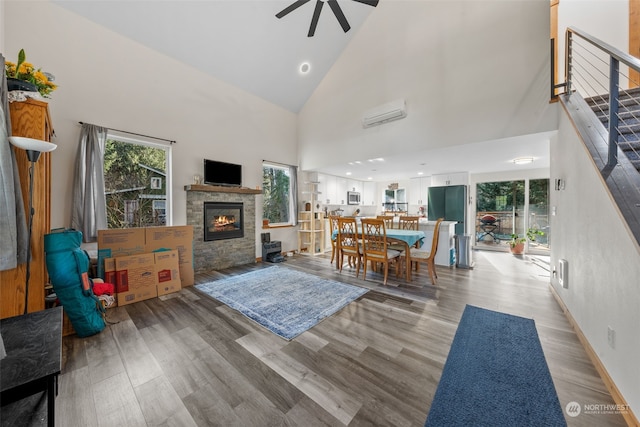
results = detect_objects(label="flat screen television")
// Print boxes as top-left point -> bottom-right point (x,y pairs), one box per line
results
204,159 -> 242,187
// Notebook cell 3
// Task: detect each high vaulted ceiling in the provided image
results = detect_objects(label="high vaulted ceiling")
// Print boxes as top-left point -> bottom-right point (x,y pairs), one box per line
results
53,0 -> 377,113
51,0 -> 552,181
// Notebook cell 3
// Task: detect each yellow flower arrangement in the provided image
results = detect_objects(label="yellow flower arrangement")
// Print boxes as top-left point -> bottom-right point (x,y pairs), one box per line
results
5,49 -> 57,98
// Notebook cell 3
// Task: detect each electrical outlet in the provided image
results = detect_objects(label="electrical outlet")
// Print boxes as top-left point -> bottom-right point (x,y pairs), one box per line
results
607,326 -> 616,349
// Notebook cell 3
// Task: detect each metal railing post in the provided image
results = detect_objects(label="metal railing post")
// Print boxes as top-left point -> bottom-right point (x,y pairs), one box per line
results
565,30 -> 573,96
608,58 -> 620,167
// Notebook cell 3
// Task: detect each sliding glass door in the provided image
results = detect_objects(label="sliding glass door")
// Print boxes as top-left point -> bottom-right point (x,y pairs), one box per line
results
476,180 -> 525,249
528,179 -> 550,253
475,178 -> 549,253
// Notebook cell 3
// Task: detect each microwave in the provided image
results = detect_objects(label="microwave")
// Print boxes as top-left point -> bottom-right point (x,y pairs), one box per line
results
347,191 -> 361,205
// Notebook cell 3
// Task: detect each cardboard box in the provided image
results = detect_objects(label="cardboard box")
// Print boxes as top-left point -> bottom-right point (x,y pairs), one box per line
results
103,257 -> 117,287
115,253 -> 157,306
145,226 -> 194,286
97,229 -> 146,279
154,250 -> 182,296
117,287 -> 157,306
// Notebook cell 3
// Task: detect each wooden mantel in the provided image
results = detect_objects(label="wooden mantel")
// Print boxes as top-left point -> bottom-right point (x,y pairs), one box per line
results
184,184 -> 262,194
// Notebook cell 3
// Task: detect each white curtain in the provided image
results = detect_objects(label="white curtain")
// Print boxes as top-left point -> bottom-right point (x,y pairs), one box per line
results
0,54 -> 28,271
71,123 -> 108,242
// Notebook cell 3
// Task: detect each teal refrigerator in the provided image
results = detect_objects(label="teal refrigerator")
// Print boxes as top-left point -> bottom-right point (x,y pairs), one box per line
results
427,185 -> 467,236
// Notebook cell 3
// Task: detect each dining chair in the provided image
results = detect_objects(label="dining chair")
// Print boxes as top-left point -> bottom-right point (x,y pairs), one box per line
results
360,218 -> 401,285
336,216 -> 362,277
328,215 -> 340,264
404,217 -> 444,285
376,215 -> 395,230
398,216 -> 420,231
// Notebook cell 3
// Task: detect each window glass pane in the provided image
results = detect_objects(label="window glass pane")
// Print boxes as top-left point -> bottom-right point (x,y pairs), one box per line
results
263,164 -> 292,224
476,180 -> 525,246
529,179 -> 550,252
104,137 -> 168,228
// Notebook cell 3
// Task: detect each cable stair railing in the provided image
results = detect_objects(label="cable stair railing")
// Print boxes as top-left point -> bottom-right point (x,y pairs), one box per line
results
553,27 -> 640,244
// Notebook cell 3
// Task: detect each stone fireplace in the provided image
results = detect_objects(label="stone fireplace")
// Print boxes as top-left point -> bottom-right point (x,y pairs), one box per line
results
186,185 -> 261,273
204,201 -> 244,241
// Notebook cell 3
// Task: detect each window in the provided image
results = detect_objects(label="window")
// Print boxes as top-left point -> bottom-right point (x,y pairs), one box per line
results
262,162 -> 296,225
103,133 -> 171,228
152,200 -> 167,225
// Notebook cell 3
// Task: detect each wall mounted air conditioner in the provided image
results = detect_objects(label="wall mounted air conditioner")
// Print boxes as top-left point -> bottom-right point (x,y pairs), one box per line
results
362,99 -> 407,128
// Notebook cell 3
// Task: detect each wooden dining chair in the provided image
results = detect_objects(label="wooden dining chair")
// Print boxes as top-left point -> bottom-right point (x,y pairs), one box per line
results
360,218 -> 401,285
336,216 -> 362,277
404,217 -> 443,285
328,215 -> 340,264
376,215 -> 395,230
396,215 -> 421,268
398,216 -> 420,231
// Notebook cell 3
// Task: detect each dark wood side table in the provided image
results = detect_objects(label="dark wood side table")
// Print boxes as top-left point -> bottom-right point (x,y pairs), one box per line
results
0,306 -> 62,427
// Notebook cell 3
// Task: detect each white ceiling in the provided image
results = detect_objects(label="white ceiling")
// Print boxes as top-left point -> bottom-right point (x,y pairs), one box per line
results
52,0 -> 551,182
315,132 -> 553,182
53,0 -> 376,113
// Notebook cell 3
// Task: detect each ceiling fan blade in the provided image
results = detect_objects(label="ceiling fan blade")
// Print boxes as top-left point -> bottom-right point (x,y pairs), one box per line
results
351,0 -> 379,6
276,0 -> 312,19
308,0 -> 324,37
327,0 -> 350,32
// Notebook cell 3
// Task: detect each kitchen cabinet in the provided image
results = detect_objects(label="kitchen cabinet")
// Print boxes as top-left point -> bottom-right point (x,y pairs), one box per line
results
346,179 -> 362,194
335,177 -> 347,205
1,98 -> 54,318
362,181 -> 376,206
431,172 -> 469,187
409,176 -> 430,205
318,173 -> 335,204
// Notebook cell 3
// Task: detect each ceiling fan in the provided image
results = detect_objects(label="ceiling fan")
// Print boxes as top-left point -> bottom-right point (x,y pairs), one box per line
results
276,0 -> 379,37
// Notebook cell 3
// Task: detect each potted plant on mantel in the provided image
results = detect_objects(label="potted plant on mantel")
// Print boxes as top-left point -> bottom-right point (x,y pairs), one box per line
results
508,228 -> 545,255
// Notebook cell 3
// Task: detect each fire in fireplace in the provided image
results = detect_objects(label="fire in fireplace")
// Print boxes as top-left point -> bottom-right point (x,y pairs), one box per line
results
204,202 -> 244,241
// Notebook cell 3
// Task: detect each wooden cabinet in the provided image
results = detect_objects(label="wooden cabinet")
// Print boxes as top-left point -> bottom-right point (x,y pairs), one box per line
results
1,99 -> 54,318
298,181 -> 325,255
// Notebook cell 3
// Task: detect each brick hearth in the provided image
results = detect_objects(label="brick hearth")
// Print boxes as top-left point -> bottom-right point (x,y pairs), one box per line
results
185,185 -> 261,272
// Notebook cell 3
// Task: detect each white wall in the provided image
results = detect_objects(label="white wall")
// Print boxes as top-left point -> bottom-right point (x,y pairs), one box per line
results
557,0 -> 630,92
298,0 -> 556,172
4,1 -> 300,255
0,0 -> 5,54
552,107 -> 640,415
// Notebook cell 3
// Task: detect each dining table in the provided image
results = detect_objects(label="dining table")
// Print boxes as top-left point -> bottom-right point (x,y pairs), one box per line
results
332,226 -> 425,282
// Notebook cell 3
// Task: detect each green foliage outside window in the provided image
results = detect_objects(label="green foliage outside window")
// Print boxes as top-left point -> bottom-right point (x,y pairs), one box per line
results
263,164 -> 291,224
104,139 -> 167,228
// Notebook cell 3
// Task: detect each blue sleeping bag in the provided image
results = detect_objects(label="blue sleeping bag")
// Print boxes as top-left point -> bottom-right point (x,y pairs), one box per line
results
44,229 -> 105,337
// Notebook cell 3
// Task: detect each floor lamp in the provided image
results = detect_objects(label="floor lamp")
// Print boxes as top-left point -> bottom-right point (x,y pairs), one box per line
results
9,136 -> 57,315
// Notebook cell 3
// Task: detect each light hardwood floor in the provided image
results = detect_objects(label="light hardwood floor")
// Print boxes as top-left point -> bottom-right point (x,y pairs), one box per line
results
51,251 -> 627,426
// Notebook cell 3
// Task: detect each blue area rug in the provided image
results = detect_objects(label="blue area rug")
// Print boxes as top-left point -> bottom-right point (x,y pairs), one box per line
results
195,266 -> 368,340
425,305 -> 566,427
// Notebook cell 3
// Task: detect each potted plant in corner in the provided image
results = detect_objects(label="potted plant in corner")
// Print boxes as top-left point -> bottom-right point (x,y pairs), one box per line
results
508,228 -> 544,255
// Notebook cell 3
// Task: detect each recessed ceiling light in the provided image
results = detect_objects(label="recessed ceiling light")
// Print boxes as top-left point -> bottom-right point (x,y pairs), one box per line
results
299,62 -> 311,74
417,172 -> 424,175
367,177 -> 373,180
346,172 -> 352,176
513,157 -> 534,165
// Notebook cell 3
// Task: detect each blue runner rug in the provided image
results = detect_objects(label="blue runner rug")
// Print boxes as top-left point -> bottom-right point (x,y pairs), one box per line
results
195,266 -> 367,340
425,305 -> 566,426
